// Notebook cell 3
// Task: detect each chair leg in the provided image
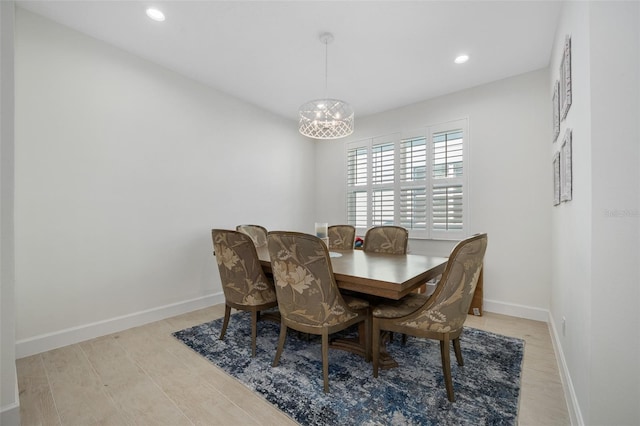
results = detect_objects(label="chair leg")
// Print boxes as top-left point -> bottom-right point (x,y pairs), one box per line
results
322,330 -> 330,393
440,334 -> 455,402
364,313 -> 371,363
219,304 -> 231,340
453,338 -> 464,366
372,317 -> 380,378
251,310 -> 258,357
272,321 -> 287,367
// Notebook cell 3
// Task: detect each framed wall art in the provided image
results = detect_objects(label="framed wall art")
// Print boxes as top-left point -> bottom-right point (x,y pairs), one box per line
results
552,80 -> 560,143
560,129 -> 572,202
553,152 -> 561,206
560,35 -> 572,120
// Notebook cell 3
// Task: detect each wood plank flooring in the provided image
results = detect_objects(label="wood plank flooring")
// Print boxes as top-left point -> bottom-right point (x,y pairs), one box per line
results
17,306 -> 571,425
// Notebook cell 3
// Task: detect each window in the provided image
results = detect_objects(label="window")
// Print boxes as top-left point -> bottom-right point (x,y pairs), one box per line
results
346,119 -> 468,239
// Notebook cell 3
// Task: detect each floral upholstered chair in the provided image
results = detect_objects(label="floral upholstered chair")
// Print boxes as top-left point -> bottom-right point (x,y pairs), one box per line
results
267,231 -> 371,393
363,226 -> 408,254
328,225 -> 356,250
371,233 -> 488,402
236,224 -> 268,247
211,229 -> 278,357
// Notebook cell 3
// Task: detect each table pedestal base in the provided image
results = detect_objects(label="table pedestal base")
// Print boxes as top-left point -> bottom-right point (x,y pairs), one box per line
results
329,337 -> 367,358
329,327 -> 399,370
376,331 -> 399,370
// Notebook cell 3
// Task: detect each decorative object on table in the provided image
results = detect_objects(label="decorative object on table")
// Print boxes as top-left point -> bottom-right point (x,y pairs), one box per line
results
363,226 -> 408,254
314,222 -> 329,248
328,224 -> 356,250
560,35 -> 572,120
236,224 -> 268,247
267,231 -> 370,393
553,151 -> 561,206
211,229 -> 278,357
552,80 -> 560,142
354,236 -> 364,248
173,311 -> 524,425
560,129 -> 572,202
298,32 -> 354,140
371,233 -> 488,402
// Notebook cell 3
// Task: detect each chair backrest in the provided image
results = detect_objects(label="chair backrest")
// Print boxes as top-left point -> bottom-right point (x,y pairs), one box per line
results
236,224 -> 268,247
267,231 -> 357,327
401,233 -> 488,333
212,229 -> 276,306
328,225 -> 356,250
363,226 -> 408,254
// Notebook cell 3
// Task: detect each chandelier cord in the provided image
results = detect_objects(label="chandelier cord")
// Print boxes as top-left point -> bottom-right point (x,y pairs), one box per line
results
324,37 -> 329,99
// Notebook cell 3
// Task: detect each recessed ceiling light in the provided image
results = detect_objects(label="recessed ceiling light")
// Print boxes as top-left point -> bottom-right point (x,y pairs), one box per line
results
454,54 -> 469,64
146,8 -> 165,22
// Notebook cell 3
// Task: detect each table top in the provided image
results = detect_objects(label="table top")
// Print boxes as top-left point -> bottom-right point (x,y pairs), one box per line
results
256,246 -> 448,300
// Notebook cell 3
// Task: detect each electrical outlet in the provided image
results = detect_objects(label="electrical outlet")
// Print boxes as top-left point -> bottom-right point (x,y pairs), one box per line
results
562,316 -> 566,336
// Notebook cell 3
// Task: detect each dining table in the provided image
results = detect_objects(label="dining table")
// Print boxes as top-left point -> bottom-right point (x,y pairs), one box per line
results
255,246 -> 448,300
256,245 -> 449,369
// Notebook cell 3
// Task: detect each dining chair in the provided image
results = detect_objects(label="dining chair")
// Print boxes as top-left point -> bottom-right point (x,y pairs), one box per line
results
362,224 -> 429,310
236,224 -> 268,247
362,225 -> 410,342
267,231 -> 371,393
371,233 -> 488,402
363,226 -> 408,254
328,224 -> 356,250
211,229 -> 278,357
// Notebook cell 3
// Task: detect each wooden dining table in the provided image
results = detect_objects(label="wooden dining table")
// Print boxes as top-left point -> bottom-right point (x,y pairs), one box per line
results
256,245 -> 449,369
255,246 -> 448,300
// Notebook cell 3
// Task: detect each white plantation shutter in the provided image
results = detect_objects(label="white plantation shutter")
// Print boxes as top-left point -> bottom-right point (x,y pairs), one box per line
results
432,184 -> 463,231
400,137 -> 427,182
370,139 -> 395,227
372,142 -> 394,184
347,190 -> 367,228
430,126 -> 465,237
433,130 -> 463,179
347,145 -> 368,229
372,189 -> 394,226
347,146 -> 367,186
399,137 -> 427,233
346,119 -> 467,239
400,187 -> 427,230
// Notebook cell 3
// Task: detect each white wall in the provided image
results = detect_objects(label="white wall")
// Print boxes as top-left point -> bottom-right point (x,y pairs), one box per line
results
550,2 -> 640,424
589,3 -> 639,423
548,4 -> 592,423
0,2 -> 20,424
14,9 -> 315,357
316,69 -> 551,320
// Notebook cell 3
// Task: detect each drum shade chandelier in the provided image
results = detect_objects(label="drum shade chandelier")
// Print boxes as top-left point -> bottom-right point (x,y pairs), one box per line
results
299,32 -> 354,140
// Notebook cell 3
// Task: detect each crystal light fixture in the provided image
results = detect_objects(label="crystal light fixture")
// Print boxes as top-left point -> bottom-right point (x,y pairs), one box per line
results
299,33 -> 354,140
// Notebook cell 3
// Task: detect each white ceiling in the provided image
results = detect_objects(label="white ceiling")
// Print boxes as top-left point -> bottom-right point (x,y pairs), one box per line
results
17,1 -> 562,121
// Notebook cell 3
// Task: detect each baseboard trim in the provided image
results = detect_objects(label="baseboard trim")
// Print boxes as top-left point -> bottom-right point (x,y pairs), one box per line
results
1,376 -> 20,426
548,312 -> 584,426
16,293 -> 224,358
0,403 -> 20,426
482,299 -> 549,322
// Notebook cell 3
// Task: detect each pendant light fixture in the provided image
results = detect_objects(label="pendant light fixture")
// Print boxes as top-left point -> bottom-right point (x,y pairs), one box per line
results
298,32 -> 354,140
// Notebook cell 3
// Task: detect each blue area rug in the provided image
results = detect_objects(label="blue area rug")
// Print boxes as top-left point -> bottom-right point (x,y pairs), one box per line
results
173,311 -> 524,425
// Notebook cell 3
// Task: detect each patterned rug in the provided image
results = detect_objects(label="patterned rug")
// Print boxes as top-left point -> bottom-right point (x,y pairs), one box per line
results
173,311 -> 524,425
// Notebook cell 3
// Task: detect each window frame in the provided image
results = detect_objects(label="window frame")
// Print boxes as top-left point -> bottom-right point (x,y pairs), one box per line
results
345,118 -> 469,240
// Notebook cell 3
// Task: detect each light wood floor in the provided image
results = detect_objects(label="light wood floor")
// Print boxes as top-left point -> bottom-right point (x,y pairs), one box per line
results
17,306 -> 571,425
